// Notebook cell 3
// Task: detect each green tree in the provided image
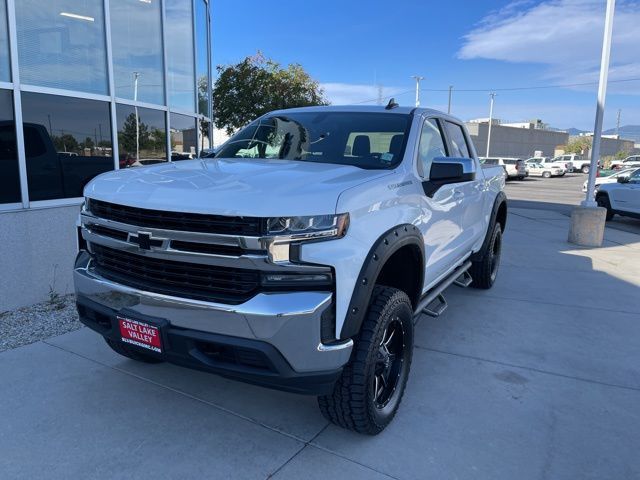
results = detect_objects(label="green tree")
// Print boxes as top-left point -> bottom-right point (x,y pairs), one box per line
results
212,53 -> 329,135
52,133 -> 79,153
563,137 -> 592,154
118,113 -> 150,154
615,149 -> 630,160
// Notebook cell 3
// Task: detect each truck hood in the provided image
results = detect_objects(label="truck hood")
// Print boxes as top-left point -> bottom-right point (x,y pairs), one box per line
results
85,158 -> 393,217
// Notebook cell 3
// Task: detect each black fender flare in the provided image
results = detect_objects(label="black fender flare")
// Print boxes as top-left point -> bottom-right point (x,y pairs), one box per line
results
472,191 -> 507,261
339,224 -> 424,339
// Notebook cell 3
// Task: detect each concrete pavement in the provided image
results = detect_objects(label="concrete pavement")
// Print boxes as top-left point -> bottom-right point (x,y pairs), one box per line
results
1,209 -> 639,479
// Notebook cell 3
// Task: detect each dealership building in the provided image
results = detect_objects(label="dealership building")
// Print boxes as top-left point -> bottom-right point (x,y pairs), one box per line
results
0,0 -> 213,310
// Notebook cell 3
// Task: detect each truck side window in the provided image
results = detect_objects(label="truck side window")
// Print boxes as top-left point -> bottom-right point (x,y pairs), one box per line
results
443,121 -> 471,158
417,118 -> 447,178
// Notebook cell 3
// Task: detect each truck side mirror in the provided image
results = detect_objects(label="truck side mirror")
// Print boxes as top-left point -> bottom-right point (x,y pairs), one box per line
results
617,176 -> 630,184
423,157 -> 476,197
429,157 -> 476,182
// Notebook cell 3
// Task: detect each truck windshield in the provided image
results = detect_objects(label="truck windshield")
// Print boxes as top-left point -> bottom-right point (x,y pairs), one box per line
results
214,112 -> 411,169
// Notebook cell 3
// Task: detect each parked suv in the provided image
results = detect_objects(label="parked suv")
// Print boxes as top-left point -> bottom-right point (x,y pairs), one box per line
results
480,157 -> 527,180
75,105 -> 507,435
596,169 -> 640,220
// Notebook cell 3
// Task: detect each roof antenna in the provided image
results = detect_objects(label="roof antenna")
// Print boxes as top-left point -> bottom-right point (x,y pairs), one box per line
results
385,98 -> 399,110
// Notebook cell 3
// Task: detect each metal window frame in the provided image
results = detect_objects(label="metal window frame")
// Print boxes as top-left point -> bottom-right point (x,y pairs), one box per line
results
103,0 -> 119,171
191,0 -> 200,155
6,0 -> 28,209
1,0 -> 210,211
160,0 -> 170,161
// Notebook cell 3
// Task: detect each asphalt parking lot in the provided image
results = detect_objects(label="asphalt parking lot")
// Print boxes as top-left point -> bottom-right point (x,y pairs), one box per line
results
504,172 -> 640,235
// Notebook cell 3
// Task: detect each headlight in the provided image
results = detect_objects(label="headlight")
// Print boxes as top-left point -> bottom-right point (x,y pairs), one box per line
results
266,213 -> 349,239
265,213 -> 349,263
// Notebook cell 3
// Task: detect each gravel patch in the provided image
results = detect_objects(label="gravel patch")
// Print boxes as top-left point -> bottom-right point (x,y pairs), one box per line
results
0,294 -> 81,352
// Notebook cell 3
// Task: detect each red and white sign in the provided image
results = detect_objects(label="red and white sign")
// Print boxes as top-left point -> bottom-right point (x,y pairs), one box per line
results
118,316 -> 162,353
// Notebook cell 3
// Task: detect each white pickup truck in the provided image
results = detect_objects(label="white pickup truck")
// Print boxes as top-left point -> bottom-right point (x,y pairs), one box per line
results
74,105 -> 507,434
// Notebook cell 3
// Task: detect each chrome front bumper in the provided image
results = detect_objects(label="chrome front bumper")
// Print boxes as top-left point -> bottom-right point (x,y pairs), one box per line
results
73,252 -> 352,374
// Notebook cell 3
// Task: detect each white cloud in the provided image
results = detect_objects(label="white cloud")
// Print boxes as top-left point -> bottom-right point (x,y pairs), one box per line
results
458,0 -> 640,93
320,82 -> 411,105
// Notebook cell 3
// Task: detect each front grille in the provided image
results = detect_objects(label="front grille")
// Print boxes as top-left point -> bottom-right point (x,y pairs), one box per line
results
90,244 -> 260,304
88,199 -> 265,236
170,240 -> 246,257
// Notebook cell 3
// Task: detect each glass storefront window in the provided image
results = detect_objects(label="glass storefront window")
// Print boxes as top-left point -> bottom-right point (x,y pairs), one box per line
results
170,113 -> 196,160
195,0 -> 209,117
117,104 -> 166,167
15,0 -> 108,94
110,0 -> 164,105
21,92 -> 113,201
166,0 -> 195,111
0,0 -> 10,82
0,90 -> 21,203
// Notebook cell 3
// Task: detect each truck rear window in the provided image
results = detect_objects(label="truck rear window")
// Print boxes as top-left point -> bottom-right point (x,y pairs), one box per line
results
214,112 -> 411,169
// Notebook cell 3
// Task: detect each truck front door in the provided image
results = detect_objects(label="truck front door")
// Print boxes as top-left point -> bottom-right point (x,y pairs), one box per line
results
415,117 -> 469,284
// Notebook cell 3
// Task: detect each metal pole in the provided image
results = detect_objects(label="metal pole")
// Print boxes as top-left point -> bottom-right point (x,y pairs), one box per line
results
447,85 -> 453,114
583,0 -> 615,208
486,93 -> 495,158
411,75 -> 424,107
133,72 -> 140,163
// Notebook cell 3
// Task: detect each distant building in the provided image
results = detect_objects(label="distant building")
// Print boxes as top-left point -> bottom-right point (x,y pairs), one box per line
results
465,120 -> 569,158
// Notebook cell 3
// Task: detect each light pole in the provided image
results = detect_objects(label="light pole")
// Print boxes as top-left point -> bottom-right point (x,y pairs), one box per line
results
411,75 -> 424,107
133,72 -> 140,163
447,85 -> 453,114
582,0 -> 615,208
486,93 -> 496,158
569,0 -> 616,247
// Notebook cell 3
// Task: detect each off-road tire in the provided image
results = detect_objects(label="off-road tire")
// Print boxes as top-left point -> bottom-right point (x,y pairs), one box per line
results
469,222 -> 502,289
542,171 -> 551,178
581,164 -> 590,174
105,338 -> 164,363
596,194 -> 615,221
318,286 -> 413,435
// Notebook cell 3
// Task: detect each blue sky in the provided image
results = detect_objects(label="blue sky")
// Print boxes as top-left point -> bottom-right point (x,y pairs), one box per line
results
211,0 -> 640,131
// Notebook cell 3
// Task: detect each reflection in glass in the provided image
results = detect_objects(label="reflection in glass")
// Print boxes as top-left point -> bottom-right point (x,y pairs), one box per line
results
15,0 -> 108,94
21,92 -> 113,201
195,0 -> 210,116
170,113 -> 196,160
117,104 -> 166,166
110,0 -> 164,105
166,0 -> 195,111
0,0 -> 10,82
198,118 -> 211,155
0,90 -> 21,203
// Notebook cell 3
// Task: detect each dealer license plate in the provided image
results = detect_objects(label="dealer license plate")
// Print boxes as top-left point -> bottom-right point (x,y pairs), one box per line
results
117,316 -> 162,353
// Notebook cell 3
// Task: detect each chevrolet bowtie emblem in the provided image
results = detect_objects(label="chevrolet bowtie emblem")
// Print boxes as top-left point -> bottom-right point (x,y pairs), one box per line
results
128,231 -> 161,250
136,232 -> 152,250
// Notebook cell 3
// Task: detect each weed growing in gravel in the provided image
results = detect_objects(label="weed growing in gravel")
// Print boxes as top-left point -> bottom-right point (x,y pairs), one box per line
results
47,286 -> 66,310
